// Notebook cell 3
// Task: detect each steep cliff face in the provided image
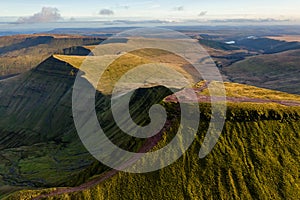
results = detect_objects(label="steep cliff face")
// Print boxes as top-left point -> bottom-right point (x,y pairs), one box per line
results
62,46 -> 93,56
0,56 -> 78,147
0,56 -> 93,196
0,54 -> 178,195
4,102 -> 300,200
0,52 -> 299,199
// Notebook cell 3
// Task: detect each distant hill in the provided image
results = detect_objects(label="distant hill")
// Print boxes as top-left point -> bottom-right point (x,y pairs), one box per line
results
0,34 -> 103,76
235,37 -> 300,54
199,39 -> 240,51
222,49 -> 300,94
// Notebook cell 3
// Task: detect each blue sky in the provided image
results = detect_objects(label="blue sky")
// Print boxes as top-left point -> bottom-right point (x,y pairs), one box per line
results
1,0 -> 300,21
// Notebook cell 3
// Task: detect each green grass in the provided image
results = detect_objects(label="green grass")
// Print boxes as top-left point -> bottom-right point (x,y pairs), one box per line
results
1,47 -> 300,199
0,55 -> 98,195
5,104 -> 300,199
0,52 -> 181,196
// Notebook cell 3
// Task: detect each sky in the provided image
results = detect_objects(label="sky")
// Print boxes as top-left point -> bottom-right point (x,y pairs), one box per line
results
1,0 -> 300,20
0,0 -> 300,32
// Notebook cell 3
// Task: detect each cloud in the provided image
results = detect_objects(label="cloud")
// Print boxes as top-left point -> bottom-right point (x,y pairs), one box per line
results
99,9 -> 114,15
17,7 -> 62,23
198,11 -> 207,17
174,6 -> 184,11
118,5 -> 129,9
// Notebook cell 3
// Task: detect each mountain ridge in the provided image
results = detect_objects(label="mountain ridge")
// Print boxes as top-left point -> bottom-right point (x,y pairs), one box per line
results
0,47 -> 299,199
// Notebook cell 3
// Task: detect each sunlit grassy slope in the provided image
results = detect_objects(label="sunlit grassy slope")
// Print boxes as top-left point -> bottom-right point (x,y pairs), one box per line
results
1,50 -> 300,199
54,48 -> 195,95
196,81 -> 300,102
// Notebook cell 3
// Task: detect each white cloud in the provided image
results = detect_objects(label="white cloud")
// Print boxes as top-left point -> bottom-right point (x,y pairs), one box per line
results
118,5 -> 129,9
17,7 -> 62,23
198,11 -> 208,17
99,9 -> 114,15
174,6 -> 184,11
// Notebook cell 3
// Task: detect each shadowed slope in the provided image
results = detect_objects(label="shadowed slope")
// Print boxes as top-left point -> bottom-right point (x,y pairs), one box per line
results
0,49 -> 300,199
0,53 -> 178,196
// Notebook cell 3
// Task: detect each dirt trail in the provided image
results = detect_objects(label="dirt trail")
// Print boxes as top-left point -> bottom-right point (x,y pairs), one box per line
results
165,94 -> 300,106
164,82 -> 300,106
33,121 -> 171,199
32,83 -> 299,199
